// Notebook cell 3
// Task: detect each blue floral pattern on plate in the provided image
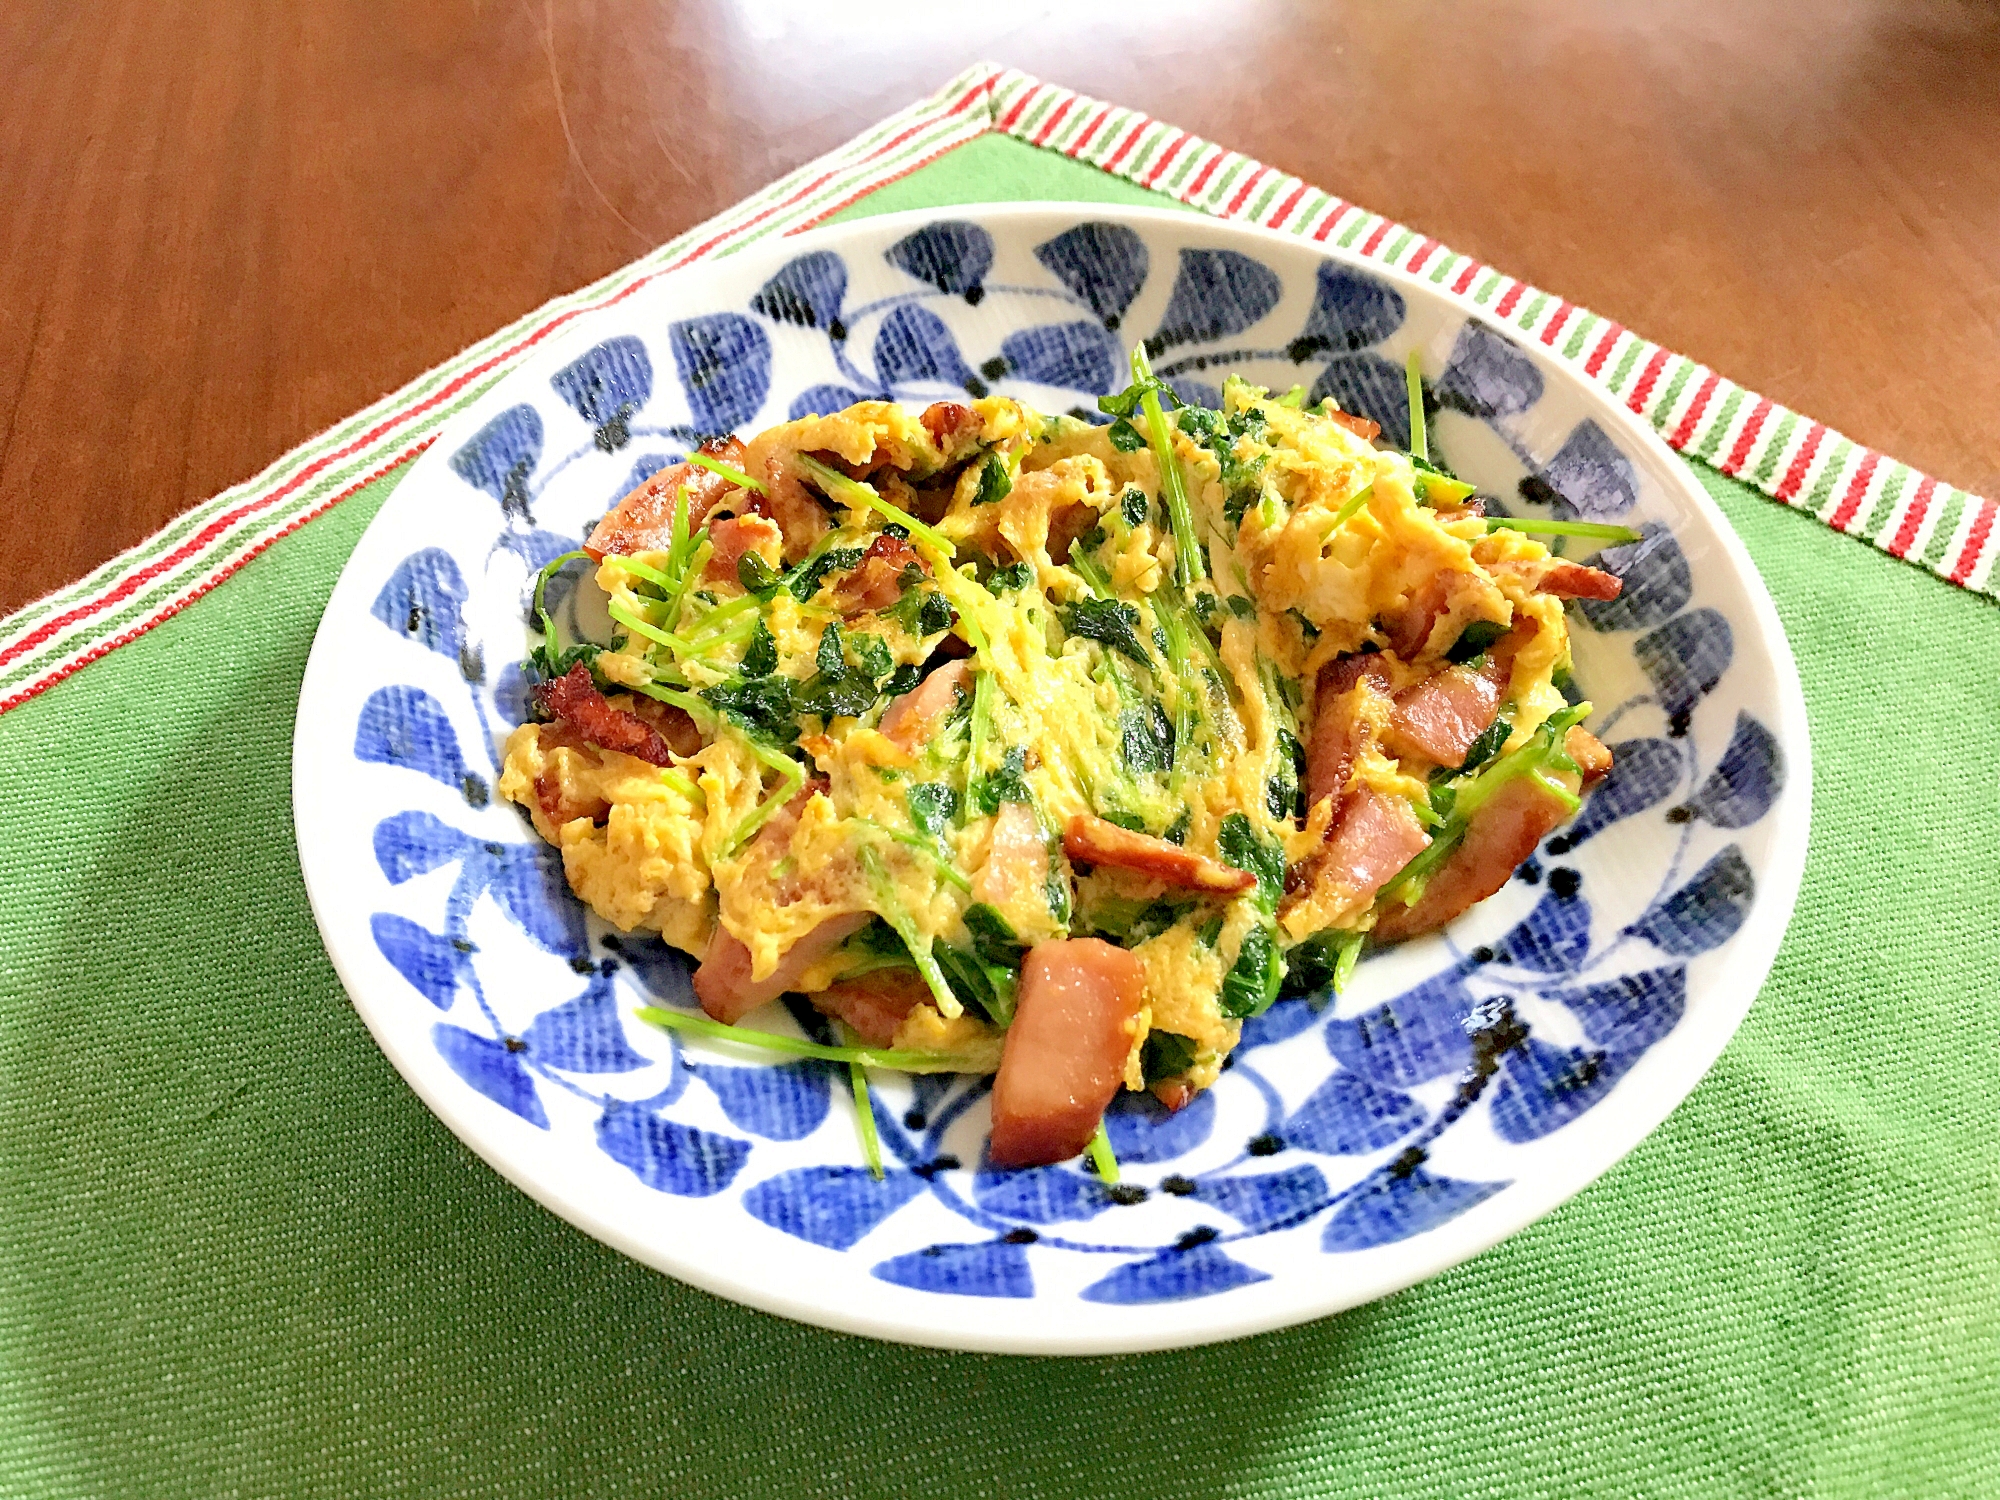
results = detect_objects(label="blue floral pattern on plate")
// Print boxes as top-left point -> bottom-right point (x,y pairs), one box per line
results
296,206 -> 1809,1352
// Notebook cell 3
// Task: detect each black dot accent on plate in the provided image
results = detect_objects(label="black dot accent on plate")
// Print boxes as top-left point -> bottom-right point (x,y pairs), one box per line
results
962,375 -> 989,398
1544,835 -> 1573,856
1175,1226 -> 1220,1250
1247,1133 -> 1284,1157
1387,1145 -> 1427,1179
1107,1184 -> 1148,1206
827,318 -> 847,342
903,1110 -> 927,1131
599,959 -> 619,976
1549,867 -> 1582,899
1471,946 -> 1495,964
484,842 -> 505,856
914,1154 -> 962,1180
1286,335 -> 1329,364
1666,804 -> 1695,824
964,284 -> 985,306
1668,709 -> 1693,738
600,934 -> 624,952
1516,856 -> 1542,885
503,1036 -> 526,1054
1104,313 -> 1120,332
569,955 -> 597,974
980,356 -> 1008,380
1160,1175 -> 1197,1196
1221,1052 -> 1237,1071
451,937 -> 477,954
1518,474 -> 1560,507
1003,1227 -> 1038,1244
461,773 -> 489,808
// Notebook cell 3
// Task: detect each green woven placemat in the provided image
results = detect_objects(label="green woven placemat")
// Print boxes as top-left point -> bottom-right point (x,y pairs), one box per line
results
2,124 -> 1995,1500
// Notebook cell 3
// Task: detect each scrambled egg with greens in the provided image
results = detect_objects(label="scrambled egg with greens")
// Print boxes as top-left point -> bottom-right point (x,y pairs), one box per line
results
498,354 -> 1625,1167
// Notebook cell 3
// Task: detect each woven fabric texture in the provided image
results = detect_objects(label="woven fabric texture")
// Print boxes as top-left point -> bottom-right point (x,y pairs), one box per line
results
1,130 -> 1995,1500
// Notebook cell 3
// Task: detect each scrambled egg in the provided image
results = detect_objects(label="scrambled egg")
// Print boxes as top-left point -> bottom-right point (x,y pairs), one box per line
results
500,378 -> 1591,1104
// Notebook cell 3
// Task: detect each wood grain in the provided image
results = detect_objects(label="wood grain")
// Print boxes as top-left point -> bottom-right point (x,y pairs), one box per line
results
3,0 -> 1996,613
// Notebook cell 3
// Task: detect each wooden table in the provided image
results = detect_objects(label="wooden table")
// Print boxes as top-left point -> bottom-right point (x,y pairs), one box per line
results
5,0 -> 1996,614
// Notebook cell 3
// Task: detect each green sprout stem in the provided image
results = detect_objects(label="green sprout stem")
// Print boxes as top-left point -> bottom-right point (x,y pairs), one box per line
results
859,845 -> 962,1018
1131,346 -> 1205,590
1406,350 -> 1428,463
1329,482 -> 1375,533
722,738 -> 807,855
1486,518 -> 1643,543
1087,1121 -> 1120,1183
839,1024 -> 886,1180
795,455 -> 955,558
531,548 -> 590,646
635,1007 -> 971,1072
681,450 -> 769,494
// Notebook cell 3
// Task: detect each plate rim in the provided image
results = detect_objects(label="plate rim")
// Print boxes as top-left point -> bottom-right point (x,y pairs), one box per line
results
293,200 -> 1813,1354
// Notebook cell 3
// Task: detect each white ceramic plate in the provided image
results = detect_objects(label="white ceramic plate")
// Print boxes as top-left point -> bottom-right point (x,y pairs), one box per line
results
295,204 -> 1809,1353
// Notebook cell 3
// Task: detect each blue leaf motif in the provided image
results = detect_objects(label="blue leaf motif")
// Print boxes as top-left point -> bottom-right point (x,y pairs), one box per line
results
1324,968 -> 1477,1088
1577,524 -> 1692,631
1149,248 -> 1282,353
1102,1087 -> 1216,1164
520,979 -> 646,1072
1295,263 -> 1405,355
1489,1036 -> 1640,1142
697,1060 -> 831,1141
492,662 -> 536,730
1033,222 -> 1149,325
354,686 -> 466,789
1436,321 -> 1543,417
1309,352 -> 1410,448
1283,1073 -> 1426,1155
1624,845 -> 1754,957
972,1164 -> 1114,1224
373,811 -> 471,883
1489,889 -> 1593,973
433,1024 -> 548,1127
550,336 -> 653,450
1562,737 -> 1683,849
1540,421 -> 1637,521
1686,713 -> 1784,829
1237,996 -> 1319,1050
1543,966 -> 1687,1052
750,251 -> 849,329
788,383 -> 875,421
1081,1240 -> 1270,1304
743,1166 -> 926,1250
1322,1162 -> 1508,1251
667,314 -> 771,439
998,321 -> 1121,394
613,939 -> 697,1006
1189,1164 -> 1331,1231
595,1103 -> 749,1196
872,1240 -> 1033,1298
485,843 -> 586,955
885,220 -> 993,296
872,305 -> 973,389
370,548 -> 468,658
448,405 -> 543,520
1165,376 -> 1223,411
495,527 -> 584,573
371,914 -> 466,1010
1635,608 -> 1734,719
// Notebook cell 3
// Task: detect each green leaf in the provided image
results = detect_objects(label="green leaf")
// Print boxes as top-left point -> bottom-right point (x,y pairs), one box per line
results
1140,1029 -> 1198,1084
851,631 -> 893,680
1219,922 -> 1284,1019
1119,486 -> 1150,527
906,781 -> 959,836
1218,811 -> 1286,909
1446,620 -> 1507,664
700,675 -> 795,742
881,663 -> 921,697
961,903 -> 1025,968
1106,417 -> 1146,451
968,746 -> 1033,816
1061,596 -> 1149,667
1119,700 -> 1174,775
736,552 -> 782,597
1459,717 -> 1512,775
985,562 -> 1034,595
740,617 -> 778,677
973,455 -> 1012,506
